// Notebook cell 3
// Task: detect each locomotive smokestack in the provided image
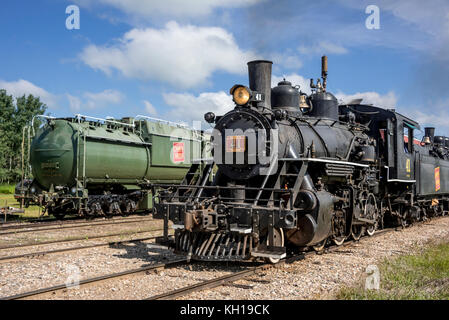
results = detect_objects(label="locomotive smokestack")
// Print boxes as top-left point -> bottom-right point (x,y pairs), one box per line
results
425,127 -> 435,144
321,56 -> 328,91
247,60 -> 273,110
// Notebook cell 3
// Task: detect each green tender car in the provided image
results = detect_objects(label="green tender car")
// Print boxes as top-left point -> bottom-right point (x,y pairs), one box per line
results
19,115 -> 211,219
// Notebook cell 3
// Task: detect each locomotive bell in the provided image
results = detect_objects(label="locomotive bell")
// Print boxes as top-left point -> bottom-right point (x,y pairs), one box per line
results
424,127 -> 435,144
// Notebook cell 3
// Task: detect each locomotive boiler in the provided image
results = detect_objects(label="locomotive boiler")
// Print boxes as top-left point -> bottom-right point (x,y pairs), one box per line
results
154,56 -> 448,263
19,115 -> 210,219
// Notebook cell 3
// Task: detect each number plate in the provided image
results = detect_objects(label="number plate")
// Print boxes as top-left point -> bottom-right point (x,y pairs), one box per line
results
226,136 -> 246,152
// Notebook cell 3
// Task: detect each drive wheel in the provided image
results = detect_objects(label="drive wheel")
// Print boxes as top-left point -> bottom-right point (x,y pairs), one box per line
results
264,228 -> 285,264
333,235 -> 346,246
351,224 -> 364,241
366,225 -> 376,236
312,238 -> 327,253
364,194 -> 378,236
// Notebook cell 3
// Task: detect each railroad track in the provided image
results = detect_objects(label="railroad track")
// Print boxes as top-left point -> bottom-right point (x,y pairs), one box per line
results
0,235 -> 170,264
147,228 -> 393,300
0,227 -> 164,251
0,228 -> 385,301
0,217 -> 155,236
0,214 -> 152,232
1,258 -> 187,300
1,218 -> 443,300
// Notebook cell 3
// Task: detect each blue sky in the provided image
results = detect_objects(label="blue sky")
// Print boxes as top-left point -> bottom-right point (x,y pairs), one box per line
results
1,0 -> 449,135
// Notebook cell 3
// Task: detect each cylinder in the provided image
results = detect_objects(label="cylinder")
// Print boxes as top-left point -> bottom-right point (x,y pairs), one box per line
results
425,127 -> 435,144
247,60 -> 273,110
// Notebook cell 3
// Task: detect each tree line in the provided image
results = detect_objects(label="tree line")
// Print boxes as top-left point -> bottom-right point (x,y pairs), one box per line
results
0,89 -> 47,184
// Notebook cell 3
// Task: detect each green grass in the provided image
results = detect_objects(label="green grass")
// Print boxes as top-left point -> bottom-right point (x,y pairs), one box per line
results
337,242 -> 449,300
0,192 -> 44,219
0,184 -> 15,194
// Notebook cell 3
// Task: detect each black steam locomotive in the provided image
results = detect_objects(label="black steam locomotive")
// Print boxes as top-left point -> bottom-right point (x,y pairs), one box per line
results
153,57 -> 448,263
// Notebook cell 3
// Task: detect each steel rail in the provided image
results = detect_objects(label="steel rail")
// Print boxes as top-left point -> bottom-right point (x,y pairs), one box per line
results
2,258 -> 187,300
2,218 -> 443,300
0,235 -> 168,264
0,213 -> 152,230
147,228 -> 394,300
0,227 -> 164,251
0,217 -> 155,236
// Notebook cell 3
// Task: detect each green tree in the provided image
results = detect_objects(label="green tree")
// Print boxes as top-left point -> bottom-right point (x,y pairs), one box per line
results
0,89 -> 47,183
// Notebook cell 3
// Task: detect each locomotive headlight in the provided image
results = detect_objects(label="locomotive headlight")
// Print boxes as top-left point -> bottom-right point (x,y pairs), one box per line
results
71,187 -> 77,194
230,85 -> 251,106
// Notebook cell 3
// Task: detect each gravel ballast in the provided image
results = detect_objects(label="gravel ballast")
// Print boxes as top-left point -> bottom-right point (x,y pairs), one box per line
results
0,217 -> 447,300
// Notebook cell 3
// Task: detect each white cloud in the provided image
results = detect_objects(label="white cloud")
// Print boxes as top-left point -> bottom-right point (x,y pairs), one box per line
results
270,53 -> 303,70
67,90 -> 124,112
67,94 -> 82,112
0,79 -> 58,109
298,41 -> 348,55
83,89 -> 124,109
341,0 -> 449,38
407,98 -> 449,135
76,0 -> 262,18
162,91 -> 234,124
80,22 -> 256,88
143,100 -> 157,116
335,91 -> 398,108
408,111 -> 449,137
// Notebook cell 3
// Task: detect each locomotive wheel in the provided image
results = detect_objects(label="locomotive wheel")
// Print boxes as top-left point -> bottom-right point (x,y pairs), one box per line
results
351,224 -> 364,241
331,210 -> 346,246
333,236 -> 346,246
399,208 -> 408,228
48,208 -> 65,220
53,212 -> 65,220
264,228 -> 284,264
312,238 -> 327,253
364,194 -> 378,236
366,225 -> 376,236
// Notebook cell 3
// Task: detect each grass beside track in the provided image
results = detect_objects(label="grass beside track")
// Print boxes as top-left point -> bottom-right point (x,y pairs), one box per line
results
0,184 -> 45,218
337,241 -> 449,300
0,184 -> 14,194
0,194 -> 42,218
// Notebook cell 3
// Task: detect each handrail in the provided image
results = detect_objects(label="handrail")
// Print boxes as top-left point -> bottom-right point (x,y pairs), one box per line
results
133,115 -> 190,128
31,115 -> 56,136
133,115 -> 202,140
74,114 -> 135,128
